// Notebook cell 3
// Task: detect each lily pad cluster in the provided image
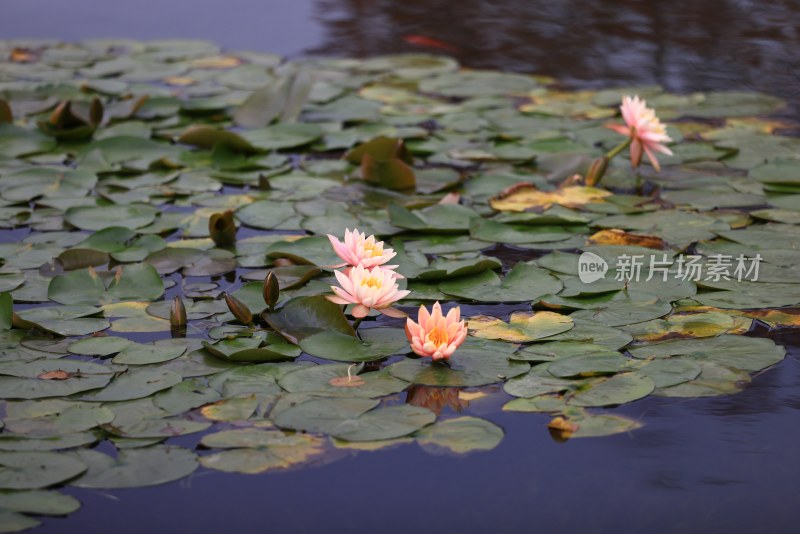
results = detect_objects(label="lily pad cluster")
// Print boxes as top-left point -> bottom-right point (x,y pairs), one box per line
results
0,38 -> 798,531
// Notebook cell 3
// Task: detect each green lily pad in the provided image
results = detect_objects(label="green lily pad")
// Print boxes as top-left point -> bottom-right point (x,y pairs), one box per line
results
0,452 -> 87,490
112,339 -> 187,365
415,416 -> 503,454
274,397 -> 435,442
635,358 -> 702,388
263,295 -> 355,344
298,328 -> 408,362
80,368 -> 182,402
64,204 -> 159,231
628,334 -> 785,372
654,361 -> 751,398
202,333 -> 301,363
0,360 -> 114,399
439,263 -> 563,303
0,433 -> 98,452
278,364 -> 409,398
567,373 -> 655,407
69,446 -> 197,489
548,352 -> 629,378
0,490 -> 81,515
3,400 -> 114,437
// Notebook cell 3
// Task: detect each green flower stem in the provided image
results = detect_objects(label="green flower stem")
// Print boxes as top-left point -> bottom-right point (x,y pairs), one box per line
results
352,317 -> 364,331
605,137 -> 632,160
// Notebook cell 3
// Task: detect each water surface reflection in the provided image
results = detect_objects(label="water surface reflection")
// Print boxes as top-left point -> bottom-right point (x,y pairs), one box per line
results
310,0 -> 800,115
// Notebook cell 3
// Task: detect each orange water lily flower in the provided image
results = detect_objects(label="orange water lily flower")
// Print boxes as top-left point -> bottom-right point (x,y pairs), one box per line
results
405,301 -> 467,361
328,228 -> 398,270
326,264 -> 409,318
608,95 -> 673,171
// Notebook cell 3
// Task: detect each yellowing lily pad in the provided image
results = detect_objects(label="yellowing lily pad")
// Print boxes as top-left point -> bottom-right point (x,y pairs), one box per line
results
467,311 -> 573,342
490,185 -> 611,212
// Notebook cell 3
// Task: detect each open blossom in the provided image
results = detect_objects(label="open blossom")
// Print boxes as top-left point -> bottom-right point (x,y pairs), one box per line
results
326,264 -> 409,318
405,301 -> 467,361
607,95 -> 673,172
328,228 -> 397,270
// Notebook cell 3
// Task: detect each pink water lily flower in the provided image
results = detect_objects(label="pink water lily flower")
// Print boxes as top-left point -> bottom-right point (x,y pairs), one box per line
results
405,301 -> 467,361
327,264 -> 409,318
607,95 -> 673,171
328,228 -> 398,270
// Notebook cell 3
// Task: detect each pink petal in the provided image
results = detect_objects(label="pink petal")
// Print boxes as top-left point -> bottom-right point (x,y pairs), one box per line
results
352,304 -> 370,318
379,306 -> 407,318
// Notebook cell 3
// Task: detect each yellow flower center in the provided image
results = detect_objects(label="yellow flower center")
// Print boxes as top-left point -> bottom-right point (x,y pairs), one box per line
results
427,326 -> 448,347
361,276 -> 382,289
363,241 -> 383,257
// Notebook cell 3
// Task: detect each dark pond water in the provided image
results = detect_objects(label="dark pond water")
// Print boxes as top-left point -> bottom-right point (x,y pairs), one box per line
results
4,0 -> 800,532
40,338 -> 800,533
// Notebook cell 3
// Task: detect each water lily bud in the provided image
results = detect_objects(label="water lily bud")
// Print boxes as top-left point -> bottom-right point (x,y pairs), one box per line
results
170,296 -> 187,328
585,156 -> 609,187
0,98 -> 12,124
223,292 -> 253,325
629,137 -> 643,169
263,272 -> 279,311
209,210 -> 237,248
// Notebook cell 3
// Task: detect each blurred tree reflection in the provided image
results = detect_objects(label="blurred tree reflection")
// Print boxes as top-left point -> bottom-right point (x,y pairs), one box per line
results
309,0 -> 800,107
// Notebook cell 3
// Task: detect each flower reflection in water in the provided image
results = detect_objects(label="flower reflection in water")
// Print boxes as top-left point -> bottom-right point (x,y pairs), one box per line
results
406,385 -> 469,416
